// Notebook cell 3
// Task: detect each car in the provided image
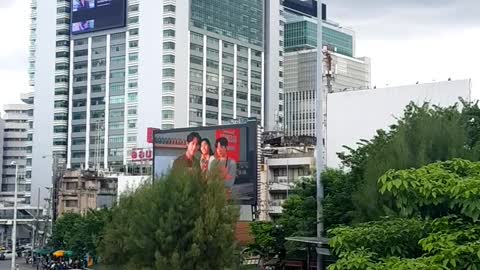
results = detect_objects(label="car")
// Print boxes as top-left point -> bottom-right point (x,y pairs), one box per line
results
1,250 -> 17,260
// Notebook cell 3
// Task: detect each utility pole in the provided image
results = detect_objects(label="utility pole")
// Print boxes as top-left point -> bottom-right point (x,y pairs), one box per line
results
11,161 -> 19,270
316,1 -> 326,269
32,188 -> 40,250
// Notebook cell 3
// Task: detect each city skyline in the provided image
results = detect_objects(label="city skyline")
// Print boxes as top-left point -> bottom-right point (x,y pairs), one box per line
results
0,0 -> 479,110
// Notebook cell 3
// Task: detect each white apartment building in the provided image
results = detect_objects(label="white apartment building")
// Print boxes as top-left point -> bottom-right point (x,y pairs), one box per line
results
1,102 -> 33,205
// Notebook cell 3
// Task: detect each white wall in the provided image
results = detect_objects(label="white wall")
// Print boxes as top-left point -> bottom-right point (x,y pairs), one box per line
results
136,0 -> 166,147
116,175 -> 149,200
31,1 -> 57,206
326,79 -> 472,167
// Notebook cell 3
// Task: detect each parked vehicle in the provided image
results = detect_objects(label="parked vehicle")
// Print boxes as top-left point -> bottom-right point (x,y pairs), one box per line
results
0,250 -> 17,260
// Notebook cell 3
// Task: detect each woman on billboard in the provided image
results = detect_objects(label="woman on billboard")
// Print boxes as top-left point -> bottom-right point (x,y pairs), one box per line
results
199,138 -> 215,173
211,137 -> 237,188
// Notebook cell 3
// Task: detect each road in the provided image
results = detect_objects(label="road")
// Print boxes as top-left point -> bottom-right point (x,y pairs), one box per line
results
0,259 -> 33,270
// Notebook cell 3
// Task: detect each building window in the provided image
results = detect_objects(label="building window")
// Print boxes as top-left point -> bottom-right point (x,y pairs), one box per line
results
91,58 -> 106,68
163,68 -> 175,78
91,97 -> 105,106
190,43 -> 203,53
163,42 -> 175,50
110,33 -> 125,41
71,125 -> 86,133
127,119 -> 137,129
162,110 -> 174,120
66,200 -> 78,208
72,138 -> 86,145
206,73 -> 218,82
163,17 -> 175,25
190,55 -> 203,66
72,111 -> 86,120
163,55 -> 175,64
206,98 -> 218,107
128,4 -> 139,12
110,56 -> 125,66
190,69 -> 203,79
162,96 -> 174,106
207,59 -> 219,69
109,135 -> 124,144
72,99 -> 86,107
164,5 -> 176,12
110,69 -> 125,79
128,93 -> 138,102
223,89 -> 233,97
73,86 -> 87,95
91,110 -> 105,119
222,100 -> 233,110
74,50 -> 88,57
163,82 -> 174,92
206,111 -> 218,119
109,110 -> 124,118
128,108 -> 137,115
129,40 -> 138,48
55,75 -> 69,83
129,28 -> 139,36
91,84 -> 105,93
110,96 -> 124,104
128,80 -> 138,89
163,29 -> 175,37
110,82 -> 125,94
92,72 -> 106,80
92,36 -> 106,43
128,66 -> 138,75
93,47 -> 106,55
128,16 -> 139,24
129,52 -> 138,62
189,94 -> 202,105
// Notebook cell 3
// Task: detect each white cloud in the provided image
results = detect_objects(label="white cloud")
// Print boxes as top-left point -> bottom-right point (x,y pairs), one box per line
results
0,0 -> 30,114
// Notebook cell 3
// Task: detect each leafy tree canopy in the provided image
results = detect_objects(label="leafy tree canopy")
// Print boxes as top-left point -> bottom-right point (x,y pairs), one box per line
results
328,159 -> 480,269
99,169 -> 239,270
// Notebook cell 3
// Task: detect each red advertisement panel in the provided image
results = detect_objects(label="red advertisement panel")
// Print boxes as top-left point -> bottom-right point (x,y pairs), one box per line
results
215,128 -> 240,162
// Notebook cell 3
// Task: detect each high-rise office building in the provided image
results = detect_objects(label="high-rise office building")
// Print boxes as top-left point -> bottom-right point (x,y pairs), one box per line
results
283,49 -> 371,136
0,117 -> 3,185
1,101 -> 33,205
281,2 -> 371,136
30,0 -> 265,204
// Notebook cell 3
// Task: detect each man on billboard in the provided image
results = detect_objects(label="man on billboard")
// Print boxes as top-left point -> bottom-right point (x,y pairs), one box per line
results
172,132 -> 201,170
210,137 -> 237,187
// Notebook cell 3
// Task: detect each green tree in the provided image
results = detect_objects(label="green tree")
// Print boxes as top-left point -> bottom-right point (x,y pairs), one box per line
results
99,169 -> 239,270
338,102 -> 480,221
50,208 -> 111,258
328,159 -> 480,269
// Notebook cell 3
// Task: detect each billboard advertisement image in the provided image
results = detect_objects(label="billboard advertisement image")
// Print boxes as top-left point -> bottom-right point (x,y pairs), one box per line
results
153,121 -> 258,205
71,0 -> 126,35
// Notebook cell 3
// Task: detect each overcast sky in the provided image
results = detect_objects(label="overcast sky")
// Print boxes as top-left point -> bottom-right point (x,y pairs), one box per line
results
0,0 -> 479,114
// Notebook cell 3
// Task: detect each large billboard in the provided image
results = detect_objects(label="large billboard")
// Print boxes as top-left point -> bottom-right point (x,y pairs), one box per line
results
71,0 -> 126,35
153,121 -> 259,205
282,0 -> 327,20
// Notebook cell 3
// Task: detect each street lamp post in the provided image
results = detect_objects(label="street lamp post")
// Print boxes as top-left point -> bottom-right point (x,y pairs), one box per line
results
10,161 -> 19,270
316,1 -> 325,269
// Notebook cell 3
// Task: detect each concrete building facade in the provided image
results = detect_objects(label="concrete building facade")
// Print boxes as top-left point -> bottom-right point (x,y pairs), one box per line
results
30,0 -> 266,204
284,49 -> 371,136
326,79 -> 472,167
258,135 -> 316,220
1,103 -> 33,205
57,169 -> 117,216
